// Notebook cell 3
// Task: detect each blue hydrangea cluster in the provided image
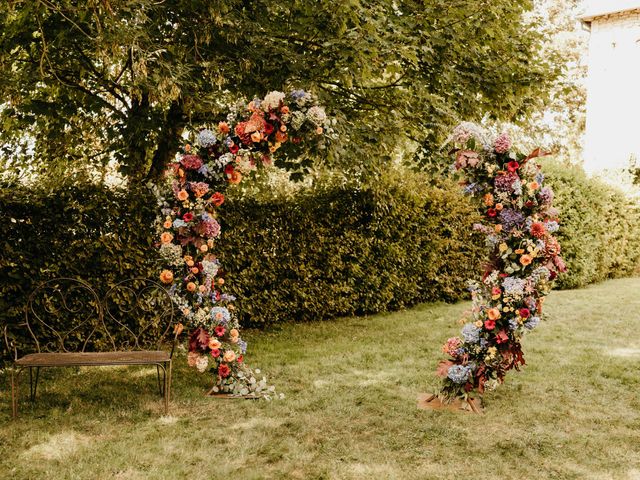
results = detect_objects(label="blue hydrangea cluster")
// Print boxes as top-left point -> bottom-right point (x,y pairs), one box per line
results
524,316 -> 540,330
461,323 -> 481,344
508,318 -> 519,330
173,218 -> 188,228
196,129 -> 217,147
545,220 -> 559,233
530,266 -> 551,283
447,364 -> 472,384
210,306 -> 231,325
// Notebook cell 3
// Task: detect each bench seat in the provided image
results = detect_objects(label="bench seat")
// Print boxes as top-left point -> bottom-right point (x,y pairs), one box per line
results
16,351 -> 170,367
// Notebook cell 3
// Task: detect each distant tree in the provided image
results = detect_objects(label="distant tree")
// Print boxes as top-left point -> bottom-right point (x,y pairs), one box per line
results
0,0 -> 557,184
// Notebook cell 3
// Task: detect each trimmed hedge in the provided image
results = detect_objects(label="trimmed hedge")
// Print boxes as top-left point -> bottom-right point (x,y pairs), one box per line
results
543,161 -> 640,289
2,163 -> 639,362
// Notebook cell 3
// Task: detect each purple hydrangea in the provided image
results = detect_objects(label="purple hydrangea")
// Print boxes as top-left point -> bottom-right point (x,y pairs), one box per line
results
494,172 -> 520,192
499,208 -> 525,231
538,186 -> 554,205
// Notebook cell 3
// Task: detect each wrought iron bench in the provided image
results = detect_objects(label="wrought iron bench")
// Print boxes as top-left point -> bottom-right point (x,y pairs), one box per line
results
5,277 -> 179,417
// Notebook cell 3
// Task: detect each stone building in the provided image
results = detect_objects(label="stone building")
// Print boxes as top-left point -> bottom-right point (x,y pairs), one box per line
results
580,1 -> 640,174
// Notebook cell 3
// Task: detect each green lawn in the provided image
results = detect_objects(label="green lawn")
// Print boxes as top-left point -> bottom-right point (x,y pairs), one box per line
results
2,277 -> 640,480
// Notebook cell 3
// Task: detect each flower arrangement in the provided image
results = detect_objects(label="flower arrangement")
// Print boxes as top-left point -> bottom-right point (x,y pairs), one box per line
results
436,123 -> 566,402
155,90 -> 330,397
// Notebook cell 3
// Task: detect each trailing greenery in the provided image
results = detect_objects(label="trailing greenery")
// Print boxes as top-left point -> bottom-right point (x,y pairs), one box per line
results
543,160 -> 640,289
2,163 -> 639,362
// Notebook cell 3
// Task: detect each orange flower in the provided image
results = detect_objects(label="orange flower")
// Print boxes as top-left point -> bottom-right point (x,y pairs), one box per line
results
217,278 -> 225,286
223,350 -> 236,362
529,181 -> 540,190
275,131 -> 288,143
199,244 -> 208,252
495,203 -> 503,211
177,190 -> 189,201
173,323 -> 184,335
186,282 -> 197,292
208,338 -> 222,350
250,131 -> 262,143
281,105 -> 290,114
218,121 -> 230,134
228,170 -> 243,184
163,220 -> 172,229
279,125 -> 287,132
515,248 -> 524,254
186,260 -> 195,267
315,127 -> 324,134
184,144 -> 191,152
230,328 -> 239,338
483,193 -> 494,206
159,270 -> 174,284
487,308 -> 501,320
191,267 -> 199,274
199,285 -> 207,293
494,225 -> 503,233
520,254 -> 533,266
160,232 -> 173,244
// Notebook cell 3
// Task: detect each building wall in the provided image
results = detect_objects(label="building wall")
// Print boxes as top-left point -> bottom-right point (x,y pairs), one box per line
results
583,9 -> 640,173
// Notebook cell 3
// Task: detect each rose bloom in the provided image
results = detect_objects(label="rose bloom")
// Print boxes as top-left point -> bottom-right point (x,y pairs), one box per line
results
218,364 -> 231,378
229,143 -> 239,154
186,282 -> 197,292
520,254 -> 533,266
495,203 -> 503,211
281,105 -> 290,114
530,222 -> 546,238
494,224 -> 503,233
163,220 -> 172,229
200,244 -> 208,252
214,325 -> 226,337
529,181 -> 540,190
210,348 -> 221,358
275,131 -> 288,143
495,330 -> 509,344
519,308 -> 531,318
506,161 -> 520,172
250,131 -> 262,143
218,121 -> 230,134
487,208 -> 497,217
484,320 -> 496,330
230,328 -> 239,338
316,127 -> 324,134
210,192 -> 225,207
160,232 -> 173,244
237,355 -> 244,363
223,350 -> 236,362
183,212 -> 194,222
475,320 -> 483,328
177,190 -> 189,201
159,270 -> 174,284
487,308 -> 501,320
191,267 -> 199,274
208,338 -> 222,350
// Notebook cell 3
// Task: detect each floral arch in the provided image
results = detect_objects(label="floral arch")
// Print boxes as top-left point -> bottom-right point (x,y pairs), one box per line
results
154,90 -> 330,397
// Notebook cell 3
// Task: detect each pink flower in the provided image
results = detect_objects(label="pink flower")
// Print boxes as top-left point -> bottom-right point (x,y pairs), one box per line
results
494,133 -> 512,154
214,325 -> 226,337
484,320 -> 496,330
519,308 -> 530,319
180,155 -> 203,170
442,337 -> 462,357
495,330 -> 509,344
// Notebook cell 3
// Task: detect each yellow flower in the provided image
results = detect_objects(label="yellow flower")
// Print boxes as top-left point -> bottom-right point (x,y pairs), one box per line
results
487,308 -> 501,320
499,243 -> 508,253
475,320 -> 483,328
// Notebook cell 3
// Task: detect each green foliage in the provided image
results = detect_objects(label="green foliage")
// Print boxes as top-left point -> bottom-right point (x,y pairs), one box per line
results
0,0 -> 556,182
543,160 -> 640,289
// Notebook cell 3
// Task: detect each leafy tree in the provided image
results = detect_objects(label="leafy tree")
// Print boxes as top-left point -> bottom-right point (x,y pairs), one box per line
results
0,0 -> 557,184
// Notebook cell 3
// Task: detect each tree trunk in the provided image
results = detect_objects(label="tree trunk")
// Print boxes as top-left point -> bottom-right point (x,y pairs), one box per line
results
145,99 -> 185,183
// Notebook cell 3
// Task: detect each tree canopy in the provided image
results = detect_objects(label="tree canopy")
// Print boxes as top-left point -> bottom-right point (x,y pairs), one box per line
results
0,0 -> 557,184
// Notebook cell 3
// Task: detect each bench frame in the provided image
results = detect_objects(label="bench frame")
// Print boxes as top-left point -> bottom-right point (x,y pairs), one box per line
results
5,277 -> 178,418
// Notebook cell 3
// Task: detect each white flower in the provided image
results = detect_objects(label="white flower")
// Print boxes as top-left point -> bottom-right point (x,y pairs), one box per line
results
306,106 -> 327,126
196,129 -> 217,147
195,355 -> 209,373
262,91 -> 285,111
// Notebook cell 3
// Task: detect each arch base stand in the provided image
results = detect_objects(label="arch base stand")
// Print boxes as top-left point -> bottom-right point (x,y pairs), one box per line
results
417,393 -> 483,414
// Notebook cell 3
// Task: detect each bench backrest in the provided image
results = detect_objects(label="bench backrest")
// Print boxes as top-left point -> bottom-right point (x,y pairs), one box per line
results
13,277 -> 177,356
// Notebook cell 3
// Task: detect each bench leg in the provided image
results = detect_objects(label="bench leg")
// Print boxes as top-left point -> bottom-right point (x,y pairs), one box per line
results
156,365 -> 164,396
11,368 -> 25,419
163,362 -> 169,414
29,367 -> 40,402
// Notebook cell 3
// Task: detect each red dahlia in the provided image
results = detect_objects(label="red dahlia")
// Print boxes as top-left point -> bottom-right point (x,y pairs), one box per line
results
218,364 -> 231,378
214,325 -> 226,337
530,222 -> 546,238
484,320 -> 496,330
183,212 -> 194,222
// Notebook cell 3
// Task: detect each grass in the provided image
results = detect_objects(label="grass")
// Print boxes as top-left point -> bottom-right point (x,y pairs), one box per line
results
1,277 -> 640,480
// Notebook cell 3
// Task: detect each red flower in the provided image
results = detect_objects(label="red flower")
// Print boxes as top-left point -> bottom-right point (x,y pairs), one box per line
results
237,355 -> 244,363
183,212 -> 194,222
210,348 -> 221,358
530,222 -> 546,238
229,143 -> 239,154
519,308 -> 530,319
263,122 -> 275,136
218,364 -> 231,378
495,330 -> 509,344
210,192 -> 225,207
214,325 -> 226,337
224,164 -> 235,175
487,208 -> 497,217
180,155 -> 203,170
525,200 -> 534,208
484,320 -> 496,330
506,161 -> 520,172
